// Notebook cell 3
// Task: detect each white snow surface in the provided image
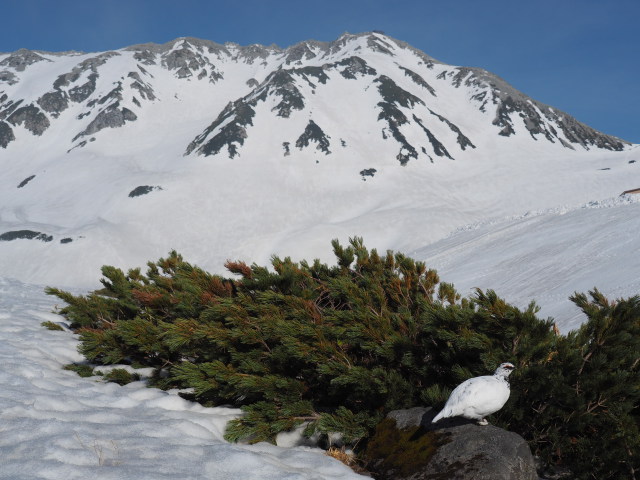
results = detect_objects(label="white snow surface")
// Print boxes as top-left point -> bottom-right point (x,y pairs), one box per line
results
0,277 -> 365,480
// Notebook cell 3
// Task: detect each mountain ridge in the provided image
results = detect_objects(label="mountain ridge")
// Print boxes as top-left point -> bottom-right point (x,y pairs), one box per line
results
0,31 -> 629,159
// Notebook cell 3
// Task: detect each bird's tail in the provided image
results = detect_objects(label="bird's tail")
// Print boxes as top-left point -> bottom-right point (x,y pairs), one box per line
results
432,409 -> 445,423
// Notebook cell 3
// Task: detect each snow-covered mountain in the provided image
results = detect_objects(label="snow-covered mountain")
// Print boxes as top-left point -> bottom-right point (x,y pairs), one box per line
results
0,33 -> 627,158
0,32 -> 637,330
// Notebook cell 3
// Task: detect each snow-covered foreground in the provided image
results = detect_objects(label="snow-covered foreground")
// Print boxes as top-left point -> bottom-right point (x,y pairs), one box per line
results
0,278 -> 365,480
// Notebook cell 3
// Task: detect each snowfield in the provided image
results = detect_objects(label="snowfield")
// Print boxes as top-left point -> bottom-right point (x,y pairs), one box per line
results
412,194 -> 640,332
0,278 -> 366,480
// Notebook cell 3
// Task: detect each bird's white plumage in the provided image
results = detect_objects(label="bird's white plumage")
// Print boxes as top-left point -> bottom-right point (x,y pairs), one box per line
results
432,363 -> 514,425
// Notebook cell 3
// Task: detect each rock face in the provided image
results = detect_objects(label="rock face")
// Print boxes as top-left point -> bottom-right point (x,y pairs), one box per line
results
364,407 -> 537,480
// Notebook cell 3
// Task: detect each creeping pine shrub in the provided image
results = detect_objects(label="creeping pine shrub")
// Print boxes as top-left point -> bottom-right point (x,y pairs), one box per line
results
47,238 -> 639,479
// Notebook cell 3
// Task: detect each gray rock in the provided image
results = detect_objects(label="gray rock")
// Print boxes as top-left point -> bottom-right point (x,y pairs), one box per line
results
0,230 -> 53,242
0,99 -> 23,120
0,70 -> 19,85
335,56 -> 377,80
68,73 -> 98,103
17,175 -> 36,188
364,407 -> 537,480
37,90 -> 69,117
0,49 -> 50,71
7,104 -> 50,135
0,120 -> 15,148
296,119 -> 331,154
128,185 -> 162,197
73,104 -> 137,140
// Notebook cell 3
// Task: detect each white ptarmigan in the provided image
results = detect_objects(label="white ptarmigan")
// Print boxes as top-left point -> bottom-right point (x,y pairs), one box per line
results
432,363 -> 515,425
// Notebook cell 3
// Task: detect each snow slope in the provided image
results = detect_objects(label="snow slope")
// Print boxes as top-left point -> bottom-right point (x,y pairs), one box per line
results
0,277 -> 365,480
412,194 -> 640,332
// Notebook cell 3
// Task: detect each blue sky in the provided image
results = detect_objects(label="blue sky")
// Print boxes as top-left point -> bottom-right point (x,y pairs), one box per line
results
2,0 -> 638,143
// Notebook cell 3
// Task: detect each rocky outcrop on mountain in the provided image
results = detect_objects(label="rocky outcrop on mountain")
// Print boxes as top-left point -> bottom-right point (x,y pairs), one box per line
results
161,40 -> 224,82
73,104 -> 137,141
440,67 -> 626,151
0,120 -> 14,148
0,49 -> 50,71
7,104 -> 50,135
364,407 -> 537,480
296,120 -> 331,154
0,70 -> 18,85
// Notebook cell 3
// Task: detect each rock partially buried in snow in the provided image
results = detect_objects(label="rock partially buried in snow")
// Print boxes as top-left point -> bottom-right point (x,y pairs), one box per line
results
363,407 -> 537,480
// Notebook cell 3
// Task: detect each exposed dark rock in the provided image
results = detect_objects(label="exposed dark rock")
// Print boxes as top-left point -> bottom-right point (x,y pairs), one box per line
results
285,43 -> 318,64
282,141 -> 291,156
377,101 -> 417,166
336,56 -> 377,79
186,100 -> 256,158
73,104 -> 137,140
95,82 -> 124,106
295,66 -> 329,88
0,99 -> 23,120
17,175 -> 36,188
7,104 -> 50,135
68,73 -> 99,103
447,66 -> 628,150
0,230 -> 53,242
60,237 -> 73,244
360,168 -> 377,180
376,75 -> 425,108
53,71 -> 80,90
128,185 -> 162,197
375,77 -> 420,166
263,69 -> 305,118
364,407 -> 537,480
37,90 -> 69,117
398,66 -> 436,96
161,42 -> 222,80
428,109 -> 475,150
50,53 -> 118,110
235,43 -> 275,64
413,115 -> 453,159
0,120 -> 15,148
133,49 -> 157,65
367,35 -> 396,55
0,70 -> 18,85
0,49 -> 50,71
296,119 -> 331,154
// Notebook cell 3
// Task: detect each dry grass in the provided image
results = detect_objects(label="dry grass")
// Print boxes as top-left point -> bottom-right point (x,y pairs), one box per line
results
326,447 -> 369,475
